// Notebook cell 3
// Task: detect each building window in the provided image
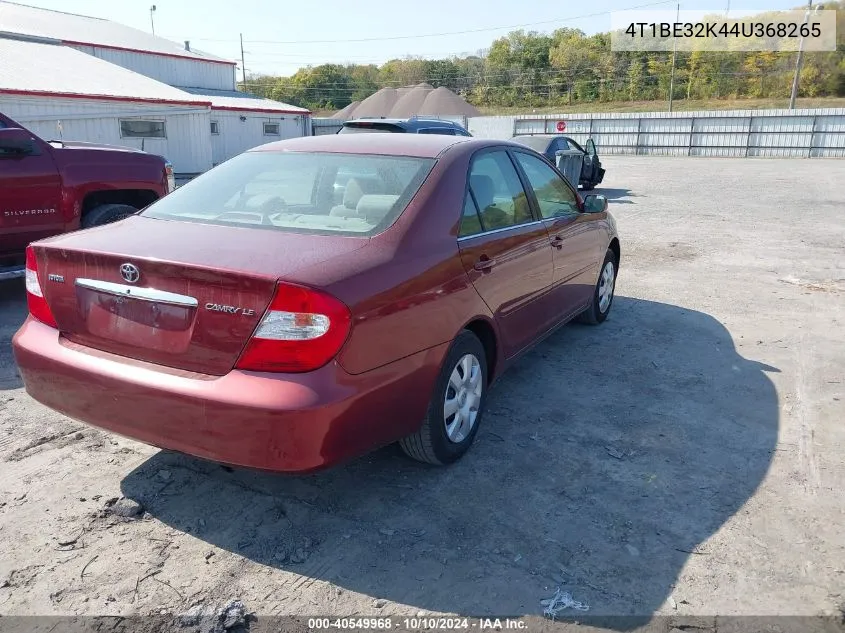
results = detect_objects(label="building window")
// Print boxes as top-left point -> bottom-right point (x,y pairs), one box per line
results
210,121 -> 220,135
119,119 -> 166,139
263,122 -> 280,136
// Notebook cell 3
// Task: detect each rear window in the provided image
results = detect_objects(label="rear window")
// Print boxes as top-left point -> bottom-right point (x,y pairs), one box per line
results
142,152 -> 435,237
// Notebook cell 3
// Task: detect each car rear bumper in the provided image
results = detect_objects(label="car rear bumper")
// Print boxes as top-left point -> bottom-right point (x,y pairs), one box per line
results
13,318 -> 447,472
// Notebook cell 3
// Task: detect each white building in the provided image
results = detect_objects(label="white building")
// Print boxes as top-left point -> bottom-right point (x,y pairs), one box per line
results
0,1 -> 310,174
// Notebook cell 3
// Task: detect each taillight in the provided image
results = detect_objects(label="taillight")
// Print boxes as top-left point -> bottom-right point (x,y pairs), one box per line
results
235,282 -> 351,373
25,246 -> 58,329
164,161 -> 176,194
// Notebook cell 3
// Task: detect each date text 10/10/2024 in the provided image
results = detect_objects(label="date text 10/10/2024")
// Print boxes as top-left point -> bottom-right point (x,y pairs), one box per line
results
307,617 -> 528,630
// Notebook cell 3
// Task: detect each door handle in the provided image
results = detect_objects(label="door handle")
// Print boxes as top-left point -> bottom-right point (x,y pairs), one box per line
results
473,256 -> 496,272
551,235 -> 564,250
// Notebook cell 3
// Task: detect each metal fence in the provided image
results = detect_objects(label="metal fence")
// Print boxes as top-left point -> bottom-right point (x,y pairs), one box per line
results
469,109 -> 845,158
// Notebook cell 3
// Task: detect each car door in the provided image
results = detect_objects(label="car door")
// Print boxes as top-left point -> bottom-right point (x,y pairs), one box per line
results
583,139 -> 604,185
457,149 -> 556,359
567,137 -> 598,186
0,123 -> 63,257
512,150 -> 602,317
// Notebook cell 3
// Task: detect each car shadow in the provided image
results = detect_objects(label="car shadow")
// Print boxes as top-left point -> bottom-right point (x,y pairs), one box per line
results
121,297 -> 779,624
594,187 -> 635,204
0,279 -> 26,390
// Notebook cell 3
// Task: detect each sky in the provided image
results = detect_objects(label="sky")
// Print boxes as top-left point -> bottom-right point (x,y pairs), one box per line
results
12,0 -> 807,77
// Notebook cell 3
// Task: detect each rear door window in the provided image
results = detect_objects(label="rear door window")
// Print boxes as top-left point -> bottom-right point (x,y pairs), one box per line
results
467,151 -> 534,231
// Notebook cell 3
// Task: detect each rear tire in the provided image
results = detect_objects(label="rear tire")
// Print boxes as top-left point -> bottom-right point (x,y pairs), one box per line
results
81,203 -> 138,229
399,330 -> 488,465
578,248 -> 617,325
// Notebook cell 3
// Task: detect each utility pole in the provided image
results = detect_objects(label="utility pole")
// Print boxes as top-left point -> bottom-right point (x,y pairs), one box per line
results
149,5 -> 156,36
789,0 -> 813,110
668,3 -> 679,112
240,33 -> 247,92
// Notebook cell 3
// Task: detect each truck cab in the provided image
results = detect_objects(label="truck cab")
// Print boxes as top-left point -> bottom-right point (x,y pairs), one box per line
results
0,113 -> 175,279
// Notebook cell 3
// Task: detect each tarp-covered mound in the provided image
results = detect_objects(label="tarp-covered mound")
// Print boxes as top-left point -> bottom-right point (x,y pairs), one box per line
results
331,83 -> 480,119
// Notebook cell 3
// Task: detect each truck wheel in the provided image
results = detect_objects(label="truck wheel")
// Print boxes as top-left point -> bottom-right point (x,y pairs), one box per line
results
81,204 -> 138,229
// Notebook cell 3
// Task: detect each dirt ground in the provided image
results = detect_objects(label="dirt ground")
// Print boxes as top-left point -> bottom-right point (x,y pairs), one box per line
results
0,157 -> 843,628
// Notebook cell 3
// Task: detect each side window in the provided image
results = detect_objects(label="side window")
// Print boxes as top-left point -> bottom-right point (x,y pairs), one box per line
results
459,193 -> 483,237
513,152 -> 580,220
468,151 -> 533,231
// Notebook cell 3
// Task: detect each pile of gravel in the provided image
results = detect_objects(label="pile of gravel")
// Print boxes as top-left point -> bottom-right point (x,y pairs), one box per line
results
331,83 -> 480,119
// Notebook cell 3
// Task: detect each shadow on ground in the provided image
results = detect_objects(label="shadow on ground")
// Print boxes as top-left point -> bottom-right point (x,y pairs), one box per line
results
122,297 -> 779,623
0,280 -> 26,390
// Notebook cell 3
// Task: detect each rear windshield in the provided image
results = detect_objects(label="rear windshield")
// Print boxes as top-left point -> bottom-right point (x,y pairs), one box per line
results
142,151 -> 435,236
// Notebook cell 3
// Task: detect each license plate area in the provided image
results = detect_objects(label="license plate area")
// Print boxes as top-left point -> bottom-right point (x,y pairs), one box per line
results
75,279 -> 198,353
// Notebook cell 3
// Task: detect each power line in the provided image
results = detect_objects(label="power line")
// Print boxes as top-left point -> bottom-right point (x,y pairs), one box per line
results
237,69 -> 795,96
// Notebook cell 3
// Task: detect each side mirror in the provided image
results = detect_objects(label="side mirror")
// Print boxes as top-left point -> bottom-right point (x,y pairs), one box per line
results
585,139 -> 597,157
0,128 -> 36,155
583,194 -> 608,214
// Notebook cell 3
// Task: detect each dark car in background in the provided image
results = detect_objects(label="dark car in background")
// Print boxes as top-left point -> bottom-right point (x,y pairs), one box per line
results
512,134 -> 605,190
339,117 -> 472,136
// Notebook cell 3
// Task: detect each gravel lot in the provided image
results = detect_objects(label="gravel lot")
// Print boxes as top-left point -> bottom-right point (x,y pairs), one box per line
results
0,157 -> 843,628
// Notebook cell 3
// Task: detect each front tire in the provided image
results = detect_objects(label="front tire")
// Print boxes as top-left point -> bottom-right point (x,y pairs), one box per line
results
81,203 -> 138,229
399,330 -> 488,465
578,249 -> 617,325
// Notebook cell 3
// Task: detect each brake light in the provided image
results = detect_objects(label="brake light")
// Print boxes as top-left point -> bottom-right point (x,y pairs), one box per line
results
164,161 -> 176,194
25,246 -> 58,328
235,282 -> 351,373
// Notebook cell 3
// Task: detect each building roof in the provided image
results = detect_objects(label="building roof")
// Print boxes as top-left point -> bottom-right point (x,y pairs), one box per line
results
0,1 -> 234,65
0,38 -> 212,106
181,88 -> 310,115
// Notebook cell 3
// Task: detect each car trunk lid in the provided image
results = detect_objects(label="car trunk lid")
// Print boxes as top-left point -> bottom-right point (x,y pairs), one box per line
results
33,216 -> 366,375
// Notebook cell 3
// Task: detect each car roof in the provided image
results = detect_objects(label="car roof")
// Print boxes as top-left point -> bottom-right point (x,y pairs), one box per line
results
253,133 -> 502,159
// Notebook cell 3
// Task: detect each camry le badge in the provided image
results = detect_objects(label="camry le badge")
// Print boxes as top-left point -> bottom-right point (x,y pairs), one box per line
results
205,303 -> 255,316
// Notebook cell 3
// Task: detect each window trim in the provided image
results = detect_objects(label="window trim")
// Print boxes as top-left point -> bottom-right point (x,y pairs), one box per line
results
509,148 -> 583,220
210,120 -> 220,135
456,146 -> 543,241
263,122 -> 281,136
119,119 -> 166,139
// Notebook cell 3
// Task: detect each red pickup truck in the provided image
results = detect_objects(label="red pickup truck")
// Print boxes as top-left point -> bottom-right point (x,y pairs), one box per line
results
0,112 -> 175,280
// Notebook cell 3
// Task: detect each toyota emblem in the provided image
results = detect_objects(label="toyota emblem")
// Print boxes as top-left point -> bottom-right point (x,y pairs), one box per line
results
120,263 -> 140,283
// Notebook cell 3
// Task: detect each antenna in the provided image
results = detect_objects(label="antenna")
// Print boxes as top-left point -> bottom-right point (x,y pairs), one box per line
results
149,5 -> 157,36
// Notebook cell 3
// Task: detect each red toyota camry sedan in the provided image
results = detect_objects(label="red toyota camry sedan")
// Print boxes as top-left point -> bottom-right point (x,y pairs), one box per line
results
13,134 -> 620,472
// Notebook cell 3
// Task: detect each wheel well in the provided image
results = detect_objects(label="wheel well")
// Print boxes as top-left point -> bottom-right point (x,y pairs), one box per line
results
609,237 -> 621,266
81,190 -> 159,216
464,319 -> 497,383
